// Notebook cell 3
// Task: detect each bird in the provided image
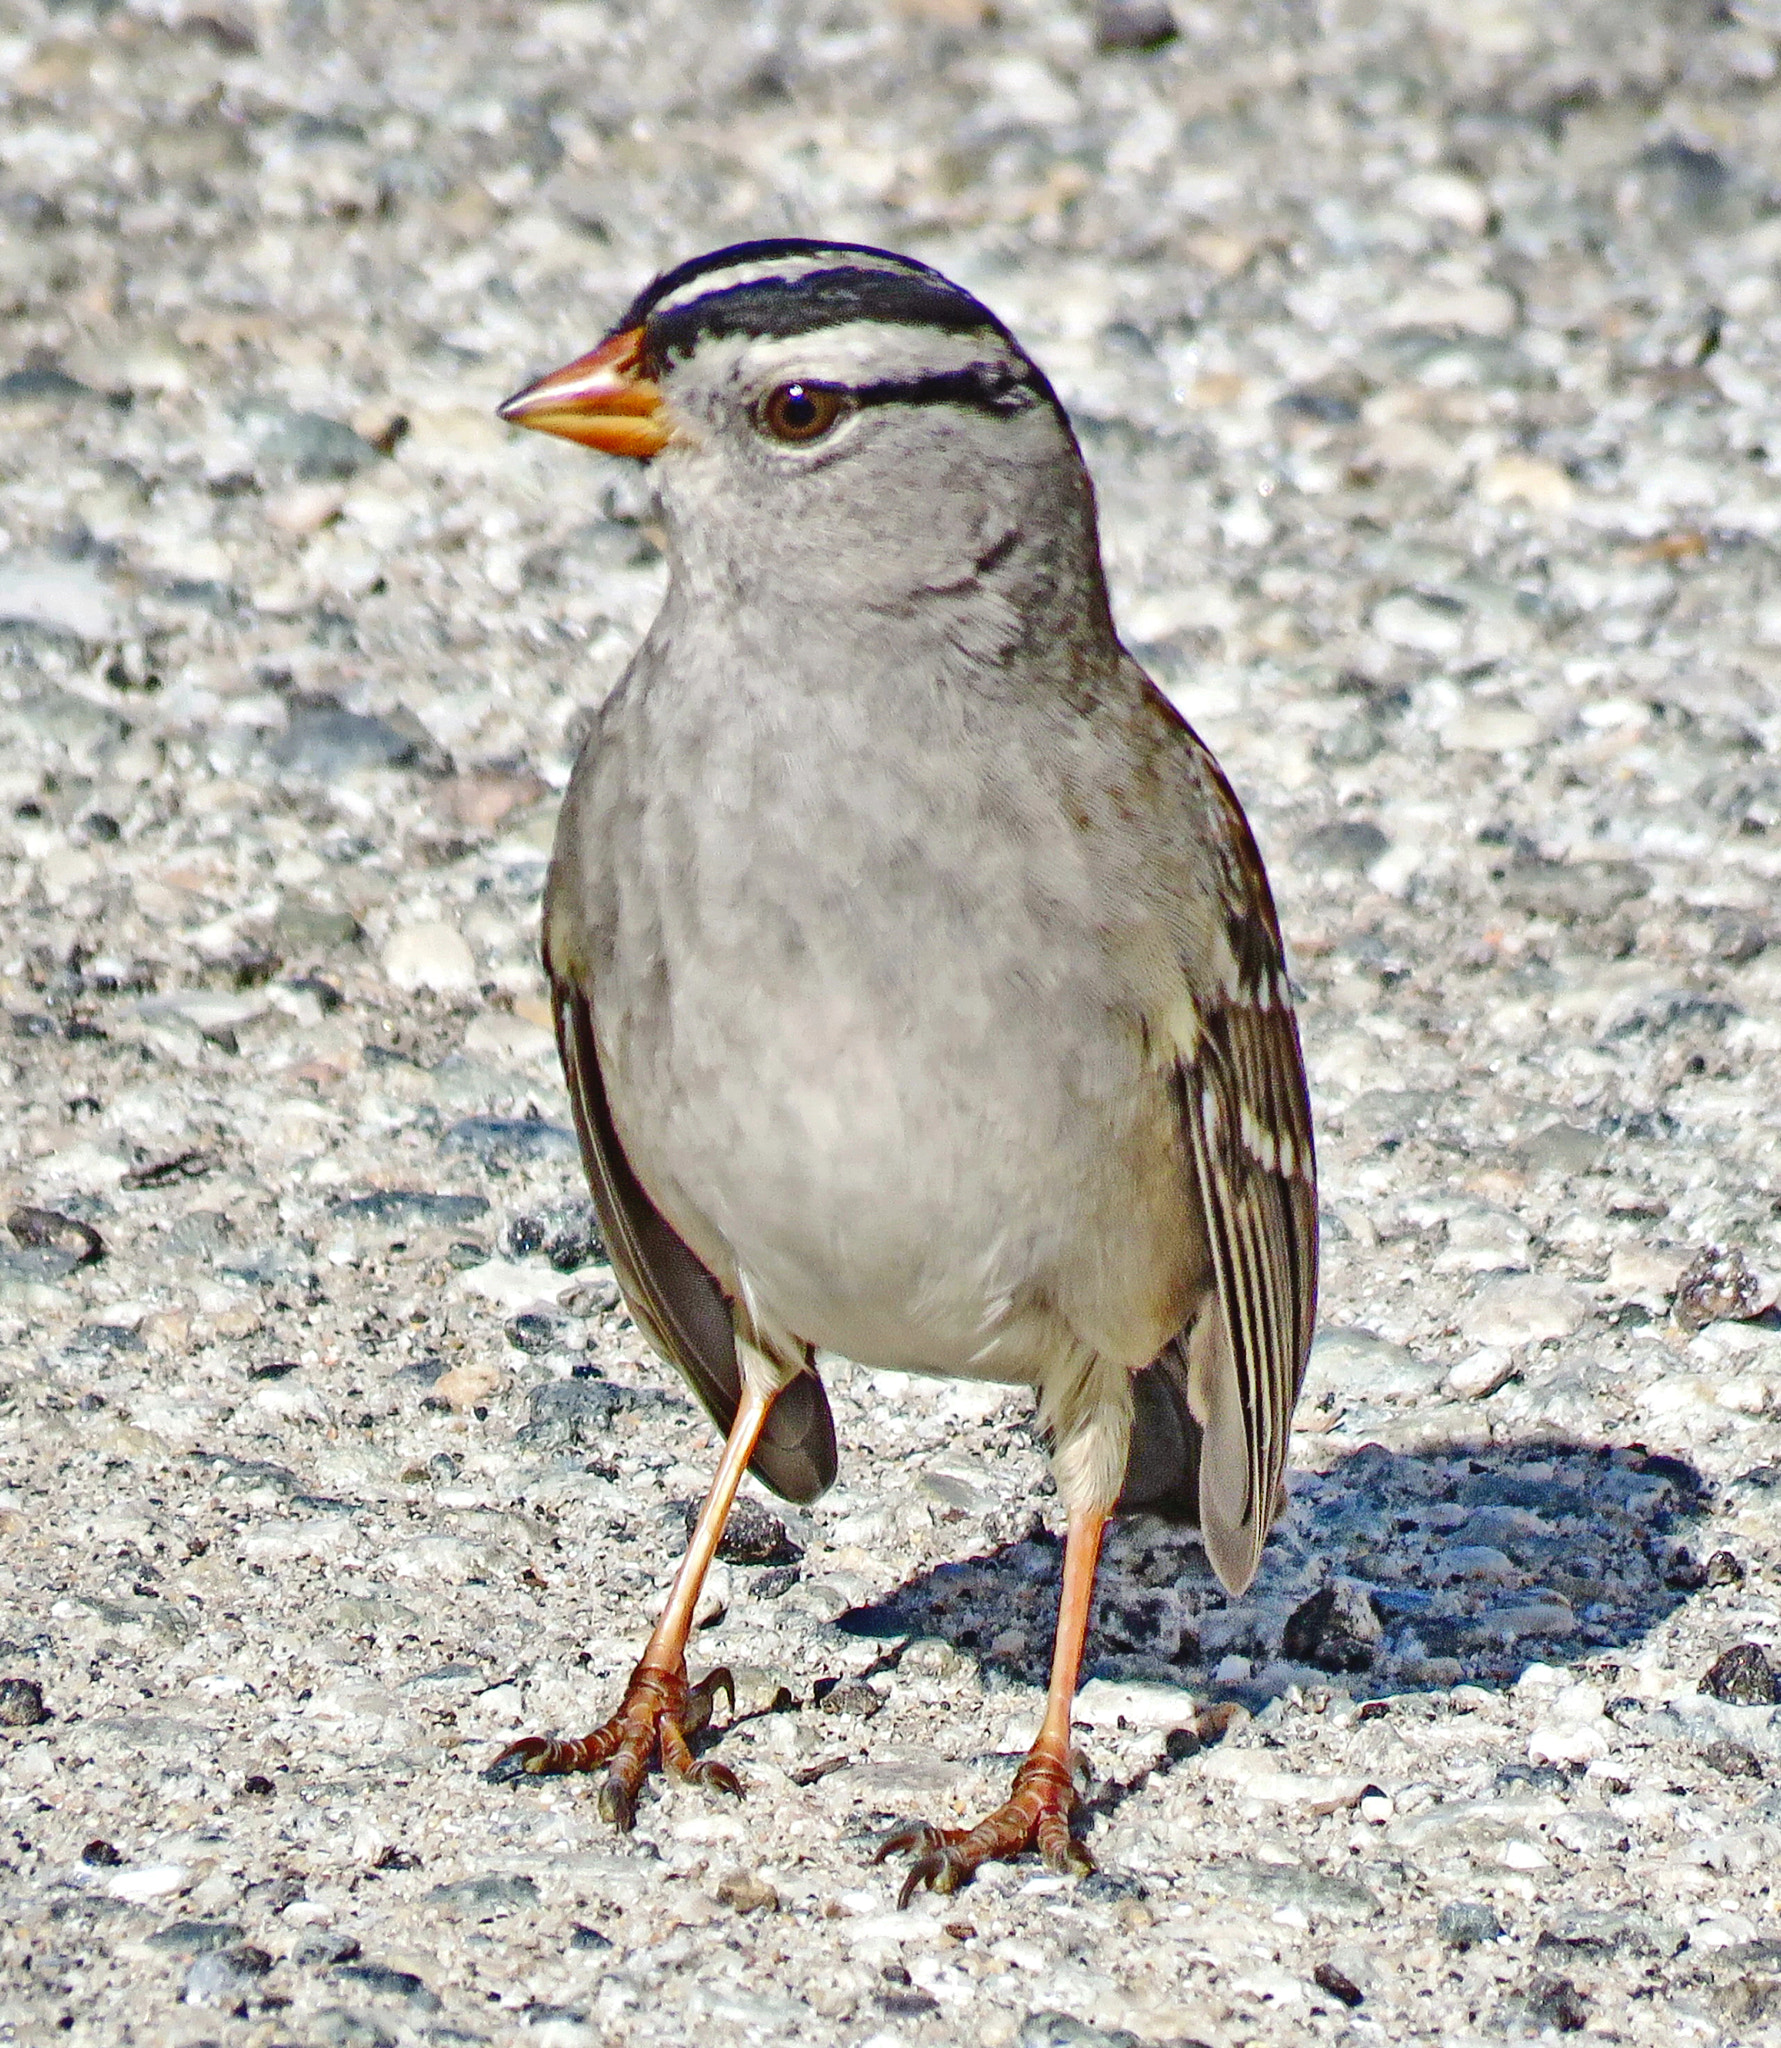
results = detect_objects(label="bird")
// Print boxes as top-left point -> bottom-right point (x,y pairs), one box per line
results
483,238 -> 1317,1904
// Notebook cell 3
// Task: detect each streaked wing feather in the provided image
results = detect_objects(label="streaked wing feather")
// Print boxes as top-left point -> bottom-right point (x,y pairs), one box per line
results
553,981 -> 837,1504
1179,970 -> 1317,1593
1130,703 -> 1319,1591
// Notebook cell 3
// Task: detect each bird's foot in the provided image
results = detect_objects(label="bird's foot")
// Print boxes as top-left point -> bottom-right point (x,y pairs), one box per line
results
482,1659 -> 739,1827
875,1748 -> 1093,1908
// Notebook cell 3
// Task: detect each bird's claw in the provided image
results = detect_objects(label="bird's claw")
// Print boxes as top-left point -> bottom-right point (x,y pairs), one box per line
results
483,1659 -> 741,1825
480,1735 -> 554,1785
874,1751 -> 1094,1906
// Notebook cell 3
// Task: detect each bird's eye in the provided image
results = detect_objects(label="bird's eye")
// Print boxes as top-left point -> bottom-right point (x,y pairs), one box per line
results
759,382 -> 847,444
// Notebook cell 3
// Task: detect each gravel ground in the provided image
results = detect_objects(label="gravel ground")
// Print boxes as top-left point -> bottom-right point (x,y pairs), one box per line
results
5,1 -> 1781,2043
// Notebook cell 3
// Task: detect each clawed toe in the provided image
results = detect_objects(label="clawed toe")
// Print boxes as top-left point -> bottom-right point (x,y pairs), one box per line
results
872,1820 -> 942,1865
680,1757 -> 743,1800
484,1660 -> 740,1824
872,1749 -> 1093,1906
481,1735 -> 558,1784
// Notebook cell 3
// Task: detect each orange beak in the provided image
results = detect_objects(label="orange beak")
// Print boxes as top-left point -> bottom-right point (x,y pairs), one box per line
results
496,327 -> 671,459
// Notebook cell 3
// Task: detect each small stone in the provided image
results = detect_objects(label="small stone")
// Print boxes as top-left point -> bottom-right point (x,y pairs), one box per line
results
183,1944 -> 272,2007
0,364 -> 96,406
0,1677 -> 48,1727
81,1839 -> 122,1866
1383,280 -> 1519,338
1372,590 -> 1465,655
567,1923 -> 612,1951
311,2011 -> 394,2048
265,484 -> 346,534
1606,1243 -> 1689,1307
1446,1348 -> 1516,1399
1296,819 -> 1389,875
8,1205 -> 104,1267
1536,1908 -> 1683,1959
1094,0 -> 1177,50
272,698 -> 438,780
251,406 -> 383,480
1706,1550 -> 1746,1587
1398,170 -> 1491,235
1476,453 -> 1576,512
440,1116 -> 578,1163
1438,1900 -> 1504,1949
1306,1326 -> 1444,1399
505,1309 -> 571,1355
426,1872 -> 540,1916
1699,1642 -> 1779,1706
1674,1245 -> 1765,1331
712,1869 -> 779,1913
0,555 -> 120,643
1508,1123 -> 1603,1175
1282,1581 -> 1381,1674
1702,1738 -> 1762,1779
1463,1274 -> 1589,1347
330,1962 -> 442,2010
431,1359 -> 503,1414
274,896 -> 364,954
1441,704 -> 1542,753
292,1932 -> 363,1967
1016,2014 -> 1142,2048
107,1863 -> 192,1903
1709,909 -> 1768,964
439,769 -> 551,834
329,1191 -> 489,1228
700,1495 -> 801,1566
517,1376 -> 643,1448
1337,1089 -> 1446,1147
382,921 -> 477,994
1313,1960 -> 1364,2006
1524,1975 -> 1588,2033
817,1677 -> 883,1719
147,1920 -> 245,1953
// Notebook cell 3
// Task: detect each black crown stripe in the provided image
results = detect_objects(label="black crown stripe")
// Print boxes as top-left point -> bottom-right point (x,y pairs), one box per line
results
641,267 -> 1017,368
621,237 -> 947,327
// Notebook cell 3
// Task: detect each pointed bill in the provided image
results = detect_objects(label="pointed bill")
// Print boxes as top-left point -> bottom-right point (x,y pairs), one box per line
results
496,326 -> 672,458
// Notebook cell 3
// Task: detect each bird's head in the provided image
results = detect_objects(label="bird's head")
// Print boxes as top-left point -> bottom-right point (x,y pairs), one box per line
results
499,239 -> 1109,645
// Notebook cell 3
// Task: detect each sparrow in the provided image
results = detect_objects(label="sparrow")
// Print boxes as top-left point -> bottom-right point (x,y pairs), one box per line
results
484,238 -> 1317,1904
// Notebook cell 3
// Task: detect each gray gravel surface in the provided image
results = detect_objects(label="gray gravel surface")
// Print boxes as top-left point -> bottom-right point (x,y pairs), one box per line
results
5,1 -> 1781,2043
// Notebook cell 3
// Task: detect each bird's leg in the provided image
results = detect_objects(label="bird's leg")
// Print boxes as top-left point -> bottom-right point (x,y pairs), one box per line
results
484,1381 -> 773,1825
878,1503 -> 1107,1906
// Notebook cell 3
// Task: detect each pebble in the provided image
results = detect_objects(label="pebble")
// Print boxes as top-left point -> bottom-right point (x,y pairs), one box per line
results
0,555 -> 120,642
0,1678 -> 48,1727
1700,1643 -> 1780,1706
1462,1275 -> 1590,1347
1446,1348 -> 1516,1399
381,921 -> 477,994
440,1115 -> 578,1162
183,1945 -> 272,2007
425,1873 -> 540,1916
329,1963 -> 441,2012
1305,1326 -> 1445,1401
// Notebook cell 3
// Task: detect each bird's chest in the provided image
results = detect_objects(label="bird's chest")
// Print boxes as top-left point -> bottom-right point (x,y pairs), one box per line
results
570,696 -> 1147,1353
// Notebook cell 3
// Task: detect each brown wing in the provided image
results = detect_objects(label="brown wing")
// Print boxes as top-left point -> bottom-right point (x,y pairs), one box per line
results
1169,761 -> 1318,1590
553,980 -> 837,1505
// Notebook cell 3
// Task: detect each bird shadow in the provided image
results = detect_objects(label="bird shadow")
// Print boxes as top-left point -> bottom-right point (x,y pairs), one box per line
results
831,1432 -> 1711,1715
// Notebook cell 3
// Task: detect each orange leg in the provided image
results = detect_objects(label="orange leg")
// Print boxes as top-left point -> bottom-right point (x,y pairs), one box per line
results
484,1382 -> 773,1826
878,1504 -> 1107,1906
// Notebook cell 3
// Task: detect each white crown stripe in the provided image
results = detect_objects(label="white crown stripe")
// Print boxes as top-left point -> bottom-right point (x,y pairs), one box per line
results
663,323 -> 1027,393
649,251 -> 936,318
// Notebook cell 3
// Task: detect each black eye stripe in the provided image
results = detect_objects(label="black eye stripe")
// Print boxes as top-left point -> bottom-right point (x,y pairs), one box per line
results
850,369 -> 1040,417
